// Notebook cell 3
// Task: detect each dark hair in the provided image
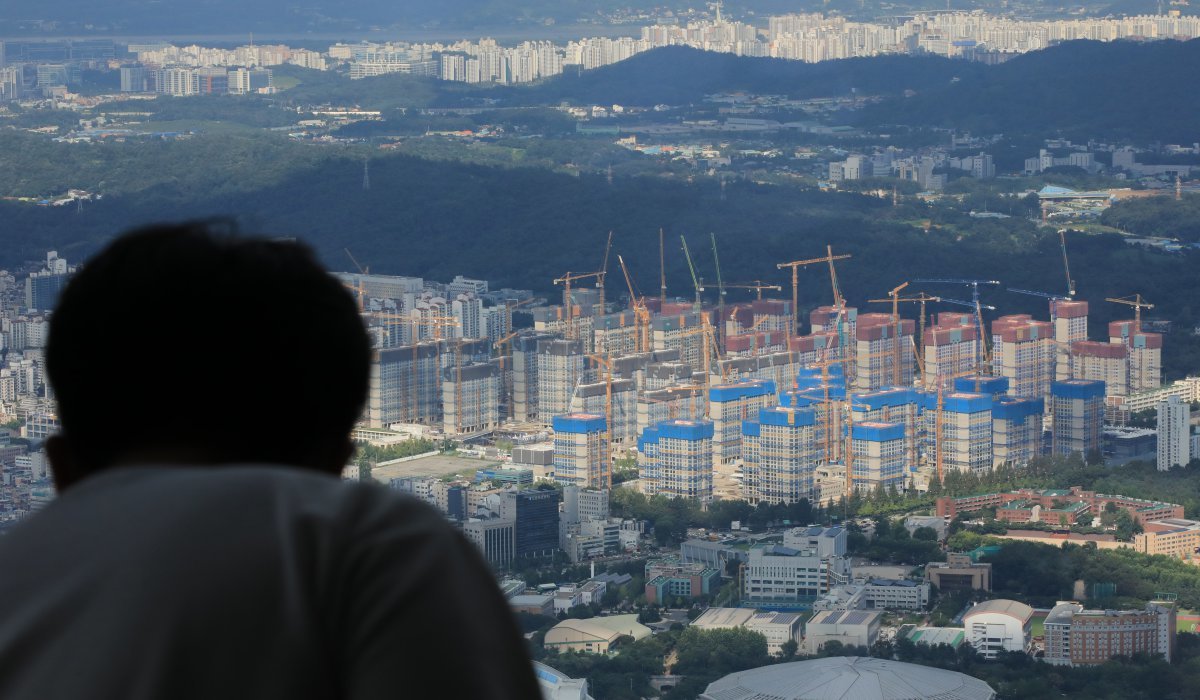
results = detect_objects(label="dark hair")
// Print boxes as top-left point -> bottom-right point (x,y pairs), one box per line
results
45,221 -> 370,472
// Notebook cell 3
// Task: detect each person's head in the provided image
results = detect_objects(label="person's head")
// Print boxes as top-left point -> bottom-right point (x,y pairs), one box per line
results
45,221 -> 370,489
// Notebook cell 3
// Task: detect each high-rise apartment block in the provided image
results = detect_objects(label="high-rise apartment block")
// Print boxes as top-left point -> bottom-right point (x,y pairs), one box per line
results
741,406 -> 819,505
992,397 -> 1045,467
441,362 -> 501,435
552,413 -> 610,489
1157,395 -> 1190,471
923,392 -> 993,475
1050,379 -> 1105,457
1109,320 -> 1163,393
709,379 -> 777,464
637,420 -> 715,503
923,314 -> 980,389
1052,300 -> 1089,381
367,343 -> 440,427
537,339 -> 586,424
991,315 -> 1055,398
853,313 -> 915,392
850,422 -> 906,493
570,378 -> 637,446
1071,341 -> 1129,396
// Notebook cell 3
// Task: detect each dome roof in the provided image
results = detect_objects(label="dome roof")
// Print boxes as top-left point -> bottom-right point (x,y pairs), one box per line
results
700,656 -> 995,700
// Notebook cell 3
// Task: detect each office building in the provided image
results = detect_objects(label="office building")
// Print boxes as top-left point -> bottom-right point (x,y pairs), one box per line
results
849,422 -> 906,493
1156,395 -> 1190,470
740,405 -> 819,505
552,413 -> 610,489
742,526 -> 850,605
644,560 -> 722,603
499,488 -> 561,560
463,517 -> 516,568
1050,380 -> 1105,457
709,379 -> 776,464
637,419 -> 715,503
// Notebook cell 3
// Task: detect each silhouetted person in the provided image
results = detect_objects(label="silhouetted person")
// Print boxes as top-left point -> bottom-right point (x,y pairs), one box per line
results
0,223 -> 541,699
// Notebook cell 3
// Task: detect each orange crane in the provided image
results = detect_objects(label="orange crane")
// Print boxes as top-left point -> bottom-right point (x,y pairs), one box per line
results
586,354 -> 617,465
675,316 -> 722,416
776,248 -> 851,338
724,281 -> 783,301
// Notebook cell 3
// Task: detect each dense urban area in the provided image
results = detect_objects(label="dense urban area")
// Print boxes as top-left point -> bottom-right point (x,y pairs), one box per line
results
3,4 -> 1200,699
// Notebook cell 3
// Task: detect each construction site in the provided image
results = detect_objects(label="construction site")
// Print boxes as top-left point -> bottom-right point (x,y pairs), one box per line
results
340,228 -> 1189,507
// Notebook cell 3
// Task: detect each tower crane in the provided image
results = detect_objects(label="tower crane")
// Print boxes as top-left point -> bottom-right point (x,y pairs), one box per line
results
1106,294 -> 1154,333
777,248 -> 851,338
659,228 -> 667,309
914,279 -> 1000,376
553,270 -> 604,340
680,235 -> 704,311
868,292 -> 941,350
617,255 -> 652,353
723,281 -> 783,300
711,233 -> 726,351
1058,229 -> 1076,298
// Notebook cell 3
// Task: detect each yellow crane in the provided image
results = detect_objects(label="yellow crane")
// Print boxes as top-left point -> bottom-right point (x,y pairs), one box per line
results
1106,294 -> 1154,333
553,270 -> 604,340
617,254 -> 652,353
776,248 -> 851,338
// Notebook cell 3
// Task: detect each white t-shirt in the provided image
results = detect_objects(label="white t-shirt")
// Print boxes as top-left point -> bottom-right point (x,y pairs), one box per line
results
0,466 -> 540,699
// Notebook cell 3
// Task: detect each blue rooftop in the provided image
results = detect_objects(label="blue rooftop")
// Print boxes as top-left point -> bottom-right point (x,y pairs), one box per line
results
553,413 -> 607,434
1051,379 -> 1105,400
656,419 -> 714,441
710,379 -> 776,403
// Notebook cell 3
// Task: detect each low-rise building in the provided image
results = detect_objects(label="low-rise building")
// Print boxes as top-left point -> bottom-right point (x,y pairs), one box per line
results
925,553 -> 992,592
803,610 -> 882,653
689,608 -> 804,655
544,615 -> 652,654
509,593 -> 554,616
860,579 -> 931,610
1044,600 -> 1176,666
1133,518 -> 1200,561
906,626 -> 967,649
644,560 -> 722,604
962,599 -> 1034,659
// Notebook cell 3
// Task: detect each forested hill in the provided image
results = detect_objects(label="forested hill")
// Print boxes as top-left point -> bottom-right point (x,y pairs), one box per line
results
854,38 -> 1200,142
496,47 -> 990,106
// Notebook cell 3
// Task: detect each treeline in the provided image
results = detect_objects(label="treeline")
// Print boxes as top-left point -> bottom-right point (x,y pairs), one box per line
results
1101,193 -> 1200,242
855,38 -> 1200,142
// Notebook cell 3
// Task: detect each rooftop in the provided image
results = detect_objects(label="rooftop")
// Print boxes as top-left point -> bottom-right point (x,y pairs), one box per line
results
699,656 -> 995,700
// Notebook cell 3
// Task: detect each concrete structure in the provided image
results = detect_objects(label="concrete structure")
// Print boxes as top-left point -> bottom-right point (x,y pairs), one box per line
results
1052,300 -> 1089,381
511,333 -> 555,423
1156,395 -> 1190,471
851,387 -> 923,470
552,414 -> 610,489
849,422 -> 906,493
1044,601 -> 1176,666
925,553 -> 992,592
1050,380 -> 1105,457
569,377 -> 637,446
543,615 -> 651,654
1109,320 -> 1163,393
923,316 -> 980,389
962,599 -> 1034,659
740,405 -> 819,505
803,610 -> 882,653
1071,341 -> 1129,397
992,396 -> 1044,467
367,343 -> 440,427
637,419 -> 715,503
990,315 -> 1055,399
709,380 -> 776,464
853,314 -> 915,392
637,386 -> 706,436
463,516 -> 517,568
537,339 -> 586,425
441,361 -> 501,435
859,579 -> 931,610
699,657 -> 995,700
